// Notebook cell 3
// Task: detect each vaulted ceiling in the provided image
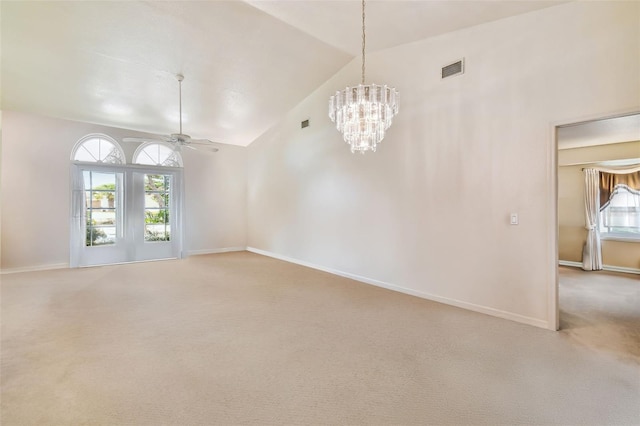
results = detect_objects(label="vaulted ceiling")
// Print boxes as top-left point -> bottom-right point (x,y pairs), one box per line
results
1,1 -> 565,147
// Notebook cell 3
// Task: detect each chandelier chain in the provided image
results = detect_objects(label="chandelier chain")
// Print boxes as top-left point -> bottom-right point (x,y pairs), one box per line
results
361,0 -> 365,85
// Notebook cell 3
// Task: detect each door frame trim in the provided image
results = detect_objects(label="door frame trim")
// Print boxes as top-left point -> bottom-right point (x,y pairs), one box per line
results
69,162 -> 184,268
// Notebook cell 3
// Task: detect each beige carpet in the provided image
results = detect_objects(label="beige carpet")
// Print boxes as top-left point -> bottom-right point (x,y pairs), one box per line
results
1,252 -> 639,425
559,266 -> 640,364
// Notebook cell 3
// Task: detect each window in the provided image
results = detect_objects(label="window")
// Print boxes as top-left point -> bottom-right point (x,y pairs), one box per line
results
72,134 -> 125,164
134,143 -> 182,167
84,171 -> 121,246
70,135 -> 183,267
600,185 -> 640,239
144,174 -> 171,242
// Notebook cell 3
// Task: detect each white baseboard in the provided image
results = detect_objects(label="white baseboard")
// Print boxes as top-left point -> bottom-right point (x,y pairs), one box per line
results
1,248 -> 247,274
558,260 -> 582,268
247,247 -> 549,329
559,260 -> 640,275
604,265 -> 640,275
187,247 -> 246,256
1,263 -> 69,275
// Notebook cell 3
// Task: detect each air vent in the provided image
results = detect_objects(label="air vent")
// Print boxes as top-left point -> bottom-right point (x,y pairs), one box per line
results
442,59 -> 464,79
301,119 -> 310,129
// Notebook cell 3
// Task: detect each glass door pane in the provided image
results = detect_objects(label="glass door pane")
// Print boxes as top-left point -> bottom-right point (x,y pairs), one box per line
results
71,165 -> 182,268
144,174 -> 171,242
83,171 -> 120,246
130,171 -> 178,262
73,168 -> 127,267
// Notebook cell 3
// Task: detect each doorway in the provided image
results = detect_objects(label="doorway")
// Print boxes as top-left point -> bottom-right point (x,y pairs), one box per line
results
70,163 -> 183,267
555,112 -> 640,343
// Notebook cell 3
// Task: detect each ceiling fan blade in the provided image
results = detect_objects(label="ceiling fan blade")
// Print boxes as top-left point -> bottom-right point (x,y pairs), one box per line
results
189,145 -> 219,153
123,76 -> 223,152
188,139 -> 219,145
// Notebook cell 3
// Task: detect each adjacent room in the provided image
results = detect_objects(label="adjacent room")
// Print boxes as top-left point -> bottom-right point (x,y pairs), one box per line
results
557,114 -> 640,364
2,1 -> 639,424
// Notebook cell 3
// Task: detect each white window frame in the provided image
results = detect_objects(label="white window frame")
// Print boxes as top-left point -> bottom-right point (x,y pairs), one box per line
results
70,161 -> 185,267
599,184 -> 640,243
71,133 -> 126,164
133,142 -> 183,167
83,169 -> 124,247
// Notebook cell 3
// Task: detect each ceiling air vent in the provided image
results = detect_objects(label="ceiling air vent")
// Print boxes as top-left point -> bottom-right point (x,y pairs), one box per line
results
442,59 -> 464,79
301,119 -> 310,129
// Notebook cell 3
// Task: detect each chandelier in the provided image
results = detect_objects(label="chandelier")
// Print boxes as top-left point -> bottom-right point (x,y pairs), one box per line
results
328,0 -> 399,154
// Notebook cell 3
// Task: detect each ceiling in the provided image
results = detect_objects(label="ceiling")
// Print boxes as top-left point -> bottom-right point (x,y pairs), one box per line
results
557,114 -> 640,150
2,1 -> 565,147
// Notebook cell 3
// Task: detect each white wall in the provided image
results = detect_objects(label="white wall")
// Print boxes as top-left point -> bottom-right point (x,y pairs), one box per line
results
247,1 -> 640,329
0,111 -> 247,271
183,141 -> 247,255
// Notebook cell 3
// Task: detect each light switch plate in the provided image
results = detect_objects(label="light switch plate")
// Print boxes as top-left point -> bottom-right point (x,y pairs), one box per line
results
510,213 -> 519,225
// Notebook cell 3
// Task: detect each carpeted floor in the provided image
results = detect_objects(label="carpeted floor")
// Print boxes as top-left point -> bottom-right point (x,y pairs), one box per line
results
1,253 -> 639,425
559,266 -> 640,364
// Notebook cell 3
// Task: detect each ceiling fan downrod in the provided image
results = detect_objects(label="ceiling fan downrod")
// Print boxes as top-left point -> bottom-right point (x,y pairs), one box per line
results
177,74 -> 184,136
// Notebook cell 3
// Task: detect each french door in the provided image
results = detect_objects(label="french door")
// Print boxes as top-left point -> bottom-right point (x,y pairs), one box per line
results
70,163 -> 183,267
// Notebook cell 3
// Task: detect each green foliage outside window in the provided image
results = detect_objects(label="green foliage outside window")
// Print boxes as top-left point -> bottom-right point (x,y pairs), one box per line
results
145,210 -> 169,224
145,229 -> 170,241
142,174 -> 171,242
92,183 -> 115,197
86,226 -> 107,246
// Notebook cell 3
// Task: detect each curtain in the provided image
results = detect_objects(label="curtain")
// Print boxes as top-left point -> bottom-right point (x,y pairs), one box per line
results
582,168 -> 602,271
600,171 -> 640,209
70,166 -> 86,267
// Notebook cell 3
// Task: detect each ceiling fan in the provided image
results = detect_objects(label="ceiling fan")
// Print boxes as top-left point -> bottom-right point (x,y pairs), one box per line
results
123,74 -> 219,152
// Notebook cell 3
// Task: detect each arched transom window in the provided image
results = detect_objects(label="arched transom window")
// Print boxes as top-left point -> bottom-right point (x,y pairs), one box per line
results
133,143 -> 183,167
72,134 -> 125,164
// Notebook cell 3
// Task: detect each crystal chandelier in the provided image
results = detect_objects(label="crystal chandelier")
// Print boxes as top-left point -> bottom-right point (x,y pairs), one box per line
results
328,0 -> 399,154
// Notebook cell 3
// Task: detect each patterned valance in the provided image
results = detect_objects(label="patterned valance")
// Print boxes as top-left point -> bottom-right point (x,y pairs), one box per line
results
599,171 -> 640,210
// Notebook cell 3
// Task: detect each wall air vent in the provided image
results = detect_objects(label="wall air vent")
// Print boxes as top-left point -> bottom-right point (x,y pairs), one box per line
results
442,59 -> 464,79
301,119 -> 310,129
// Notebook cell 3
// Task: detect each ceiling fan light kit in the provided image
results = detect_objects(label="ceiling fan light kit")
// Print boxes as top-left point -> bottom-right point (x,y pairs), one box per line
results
328,0 -> 399,154
123,74 -> 219,153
